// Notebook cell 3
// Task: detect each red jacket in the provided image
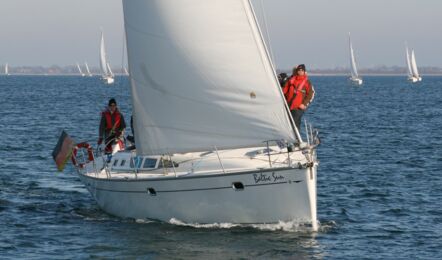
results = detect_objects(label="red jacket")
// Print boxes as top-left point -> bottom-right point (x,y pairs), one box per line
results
99,108 -> 126,138
283,75 -> 315,110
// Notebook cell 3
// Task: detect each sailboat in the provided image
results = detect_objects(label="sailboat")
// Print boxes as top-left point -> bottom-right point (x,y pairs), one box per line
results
84,62 -> 93,77
106,63 -> 114,78
410,49 -> 422,82
405,44 -> 422,82
100,31 -> 114,84
348,33 -> 362,85
76,63 -> 85,77
4,63 -> 9,75
72,0 -> 320,230
123,67 -> 129,76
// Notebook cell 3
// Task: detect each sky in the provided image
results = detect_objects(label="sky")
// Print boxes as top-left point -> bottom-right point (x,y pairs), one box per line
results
0,0 -> 441,70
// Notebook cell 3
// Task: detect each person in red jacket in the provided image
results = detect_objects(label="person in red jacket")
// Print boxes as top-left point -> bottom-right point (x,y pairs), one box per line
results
98,98 -> 126,154
283,64 -> 315,132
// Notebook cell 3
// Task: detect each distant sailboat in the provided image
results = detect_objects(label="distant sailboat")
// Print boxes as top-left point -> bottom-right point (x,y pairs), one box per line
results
76,62 -> 85,77
410,50 -> 422,82
84,62 -> 93,77
4,63 -> 9,75
348,33 -> 362,85
100,31 -> 114,84
405,43 -> 422,82
123,67 -> 129,76
106,63 -> 114,78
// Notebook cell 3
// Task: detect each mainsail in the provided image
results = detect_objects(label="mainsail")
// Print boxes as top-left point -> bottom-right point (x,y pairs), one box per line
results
100,32 -> 110,77
84,62 -> 92,76
410,49 -> 420,78
349,33 -> 359,78
76,63 -> 84,75
106,63 -> 114,77
405,45 -> 413,78
123,0 -> 295,155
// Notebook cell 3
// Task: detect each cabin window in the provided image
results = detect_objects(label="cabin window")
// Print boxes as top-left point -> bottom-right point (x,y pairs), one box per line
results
143,158 -> 157,168
232,182 -> 244,191
147,188 -> 157,196
113,160 -> 119,167
158,159 -> 179,168
120,159 -> 126,167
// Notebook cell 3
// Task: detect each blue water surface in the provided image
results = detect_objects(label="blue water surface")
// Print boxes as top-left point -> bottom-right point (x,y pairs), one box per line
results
0,75 -> 441,259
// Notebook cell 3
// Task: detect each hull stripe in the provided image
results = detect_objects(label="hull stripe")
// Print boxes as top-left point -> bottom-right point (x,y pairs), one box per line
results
86,180 -> 302,194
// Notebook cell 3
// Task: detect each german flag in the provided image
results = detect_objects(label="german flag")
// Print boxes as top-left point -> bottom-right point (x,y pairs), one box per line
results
52,130 -> 75,171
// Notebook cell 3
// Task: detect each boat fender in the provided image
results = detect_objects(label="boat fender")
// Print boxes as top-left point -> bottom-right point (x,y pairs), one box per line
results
71,142 -> 94,168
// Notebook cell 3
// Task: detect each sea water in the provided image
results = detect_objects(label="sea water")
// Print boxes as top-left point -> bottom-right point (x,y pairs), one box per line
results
0,75 -> 441,259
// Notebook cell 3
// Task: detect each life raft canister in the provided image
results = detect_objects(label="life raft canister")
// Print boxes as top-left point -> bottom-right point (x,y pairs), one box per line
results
71,142 -> 94,168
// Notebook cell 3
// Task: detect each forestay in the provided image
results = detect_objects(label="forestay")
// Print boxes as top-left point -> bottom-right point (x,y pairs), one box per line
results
123,0 -> 295,155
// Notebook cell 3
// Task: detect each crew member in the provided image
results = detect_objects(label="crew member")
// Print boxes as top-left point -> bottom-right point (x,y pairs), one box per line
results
283,64 -> 315,132
98,98 -> 126,154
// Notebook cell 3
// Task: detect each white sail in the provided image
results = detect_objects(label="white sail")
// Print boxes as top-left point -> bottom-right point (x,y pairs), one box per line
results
405,45 -> 413,78
410,49 -> 420,78
349,34 -> 359,78
5,63 -> 8,75
84,62 -> 92,76
124,67 -> 129,75
76,62 -> 84,76
123,0 -> 296,155
100,31 -> 109,76
106,63 -> 114,77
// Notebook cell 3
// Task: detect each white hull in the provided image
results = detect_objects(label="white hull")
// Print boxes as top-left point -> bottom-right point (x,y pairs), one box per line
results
408,76 -> 419,83
102,76 -> 114,84
75,145 -> 319,230
350,77 -> 363,85
79,166 -> 317,225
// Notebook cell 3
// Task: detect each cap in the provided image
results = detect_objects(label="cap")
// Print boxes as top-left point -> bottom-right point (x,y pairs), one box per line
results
108,98 -> 117,106
296,64 -> 306,71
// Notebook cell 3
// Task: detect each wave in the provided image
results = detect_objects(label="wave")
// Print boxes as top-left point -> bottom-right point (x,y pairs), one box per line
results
167,218 -> 334,233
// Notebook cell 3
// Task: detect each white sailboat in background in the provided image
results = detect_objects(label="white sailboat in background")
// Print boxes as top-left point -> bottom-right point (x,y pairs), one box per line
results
106,63 -> 114,78
123,66 -> 129,76
348,33 -> 363,85
84,62 -> 93,77
76,62 -> 85,77
100,31 -> 114,84
405,44 -> 422,82
410,49 -> 422,82
4,63 -> 9,75
72,0 -> 320,230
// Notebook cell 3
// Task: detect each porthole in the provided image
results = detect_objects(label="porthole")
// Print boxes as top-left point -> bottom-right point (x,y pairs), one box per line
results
232,182 -> 244,191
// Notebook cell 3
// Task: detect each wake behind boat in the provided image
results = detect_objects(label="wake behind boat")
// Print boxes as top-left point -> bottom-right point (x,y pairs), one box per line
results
59,0 -> 320,231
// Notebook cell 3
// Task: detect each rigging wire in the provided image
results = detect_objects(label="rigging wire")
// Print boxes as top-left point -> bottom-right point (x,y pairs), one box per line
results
258,0 -> 277,65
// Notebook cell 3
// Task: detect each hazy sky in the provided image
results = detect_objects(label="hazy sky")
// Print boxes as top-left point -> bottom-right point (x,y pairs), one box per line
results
0,0 -> 441,69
